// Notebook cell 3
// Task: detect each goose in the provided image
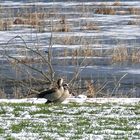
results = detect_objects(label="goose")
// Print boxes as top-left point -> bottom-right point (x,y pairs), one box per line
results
55,83 -> 71,103
37,78 -> 64,103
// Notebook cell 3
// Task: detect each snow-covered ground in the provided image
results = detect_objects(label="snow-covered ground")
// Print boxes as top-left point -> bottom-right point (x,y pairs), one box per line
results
1,97 -> 140,104
0,98 -> 140,140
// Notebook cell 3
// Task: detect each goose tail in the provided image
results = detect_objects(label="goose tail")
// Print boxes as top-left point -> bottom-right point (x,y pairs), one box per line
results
37,92 -> 46,98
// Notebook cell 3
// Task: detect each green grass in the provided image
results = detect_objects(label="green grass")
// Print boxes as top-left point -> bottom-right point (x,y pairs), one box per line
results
11,120 -> 44,133
5,136 -> 16,140
0,107 -> 6,115
0,128 -> 4,134
11,121 -> 30,133
30,108 -> 52,115
0,102 -> 140,139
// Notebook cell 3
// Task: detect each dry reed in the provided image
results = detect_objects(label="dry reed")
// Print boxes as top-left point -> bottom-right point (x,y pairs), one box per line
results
95,7 -> 116,15
112,46 -> 128,62
81,22 -> 99,30
131,49 -> 140,63
52,16 -> 70,32
112,0 -> 121,6
128,7 -> 140,15
0,19 -> 12,31
85,80 -> 96,98
112,46 -> 140,63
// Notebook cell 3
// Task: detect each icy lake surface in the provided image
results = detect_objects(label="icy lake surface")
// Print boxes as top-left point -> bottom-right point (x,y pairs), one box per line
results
0,0 -> 140,96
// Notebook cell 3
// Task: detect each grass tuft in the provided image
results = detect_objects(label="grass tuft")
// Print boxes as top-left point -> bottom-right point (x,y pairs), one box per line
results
95,7 -> 116,15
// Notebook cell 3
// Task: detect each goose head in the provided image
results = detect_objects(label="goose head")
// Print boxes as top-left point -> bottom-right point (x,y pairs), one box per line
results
63,83 -> 69,90
63,83 -> 72,98
57,78 -> 64,88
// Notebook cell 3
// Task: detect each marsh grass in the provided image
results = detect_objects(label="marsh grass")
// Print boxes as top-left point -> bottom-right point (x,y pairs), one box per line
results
112,46 -> 140,63
0,19 -> 12,31
131,48 -> 140,63
81,22 -> 99,30
112,0 -> 121,6
95,7 -> 116,15
86,80 -> 96,98
71,46 -> 96,58
0,89 -> 6,98
128,7 -> 140,15
59,36 -> 75,45
53,16 -> 70,32
112,46 -> 128,62
13,10 -> 46,32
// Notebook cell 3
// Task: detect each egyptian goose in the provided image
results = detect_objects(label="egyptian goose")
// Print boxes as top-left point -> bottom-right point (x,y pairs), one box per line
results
37,78 -> 64,103
55,83 -> 71,102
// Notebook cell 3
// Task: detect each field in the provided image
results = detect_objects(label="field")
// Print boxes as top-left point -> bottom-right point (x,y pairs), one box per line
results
0,98 -> 140,140
0,0 -> 140,97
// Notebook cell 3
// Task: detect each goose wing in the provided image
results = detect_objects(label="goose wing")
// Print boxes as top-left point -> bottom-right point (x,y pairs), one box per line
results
37,88 -> 56,98
37,88 -> 63,101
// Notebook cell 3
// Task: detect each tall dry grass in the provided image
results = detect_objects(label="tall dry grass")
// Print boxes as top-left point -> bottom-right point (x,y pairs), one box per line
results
131,48 -> 140,63
0,89 -> 6,98
81,22 -> 99,30
95,7 -> 116,15
128,7 -> 140,15
112,46 -> 140,63
112,46 -> 128,62
52,16 -> 70,32
0,20 -> 12,31
86,80 -> 96,98
112,0 -> 121,6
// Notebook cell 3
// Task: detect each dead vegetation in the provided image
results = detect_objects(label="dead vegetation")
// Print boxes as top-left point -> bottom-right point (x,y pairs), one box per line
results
57,36 -> 76,45
13,14 -> 71,32
112,0 -> 121,6
0,89 -> 6,98
71,47 -> 94,57
95,7 -> 116,15
81,22 -> 99,30
85,80 -> 96,98
128,7 -> 140,15
112,46 -> 140,63
52,16 -> 70,32
13,17 -> 42,27
131,48 -> 140,63
112,46 -> 128,62
0,19 -> 12,31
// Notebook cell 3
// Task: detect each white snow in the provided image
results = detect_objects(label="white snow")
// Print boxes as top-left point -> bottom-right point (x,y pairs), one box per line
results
0,98 -> 47,104
0,97 -> 140,104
